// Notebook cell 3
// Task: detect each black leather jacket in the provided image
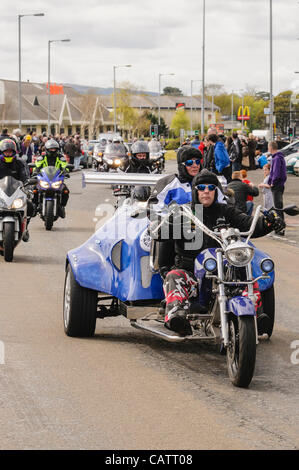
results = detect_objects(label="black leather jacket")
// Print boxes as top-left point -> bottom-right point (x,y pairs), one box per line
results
0,158 -> 29,183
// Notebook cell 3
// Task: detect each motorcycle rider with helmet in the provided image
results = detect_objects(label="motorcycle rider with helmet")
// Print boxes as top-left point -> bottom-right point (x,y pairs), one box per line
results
32,138 -> 70,218
124,140 -> 153,173
156,169 -> 285,336
0,139 -> 35,240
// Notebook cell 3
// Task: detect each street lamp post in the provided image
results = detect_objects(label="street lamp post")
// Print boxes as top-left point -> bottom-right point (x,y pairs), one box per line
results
48,39 -> 71,135
158,73 -> 175,126
201,0 -> 206,137
190,79 -> 201,134
231,91 -> 234,131
113,64 -> 132,133
18,13 -> 44,130
269,0 -> 274,140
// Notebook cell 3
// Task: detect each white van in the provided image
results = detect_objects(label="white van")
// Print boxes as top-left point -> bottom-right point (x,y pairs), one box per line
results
252,130 -> 271,140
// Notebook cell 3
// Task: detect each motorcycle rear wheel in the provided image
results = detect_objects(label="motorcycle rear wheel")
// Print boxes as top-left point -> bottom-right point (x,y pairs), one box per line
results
45,200 -> 54,231
3,221 -> 15,262
226,316 -> 256,388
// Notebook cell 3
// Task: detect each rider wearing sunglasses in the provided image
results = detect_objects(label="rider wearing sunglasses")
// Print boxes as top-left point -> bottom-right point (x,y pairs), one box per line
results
158,169 -> 285,336
147,146 -> 202,216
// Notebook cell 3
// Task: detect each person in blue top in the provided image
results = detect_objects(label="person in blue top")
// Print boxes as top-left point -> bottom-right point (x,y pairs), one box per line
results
207,133 -> 232,183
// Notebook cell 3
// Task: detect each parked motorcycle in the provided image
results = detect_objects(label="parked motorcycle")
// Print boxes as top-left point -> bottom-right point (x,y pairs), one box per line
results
0,176 -> 34,262
31,165 -> 72,231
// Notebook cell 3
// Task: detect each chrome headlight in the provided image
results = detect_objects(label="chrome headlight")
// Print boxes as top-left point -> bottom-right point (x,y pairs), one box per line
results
12,198 -> 25,209
204,258 -> 217,272
51,181 -> 62,189
107,159 -> 113,165
40,181 -> 50,189
260,258 -> 274,273
225,242 -> 254,267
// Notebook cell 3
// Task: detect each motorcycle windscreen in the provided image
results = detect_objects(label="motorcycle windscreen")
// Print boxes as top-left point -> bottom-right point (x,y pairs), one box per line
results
0,176 -> 22,197
41,166 -> 61,181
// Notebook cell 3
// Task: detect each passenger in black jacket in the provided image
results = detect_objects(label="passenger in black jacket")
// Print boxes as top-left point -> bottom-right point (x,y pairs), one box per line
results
228,171 -> 259,214
159,169 -> 284,336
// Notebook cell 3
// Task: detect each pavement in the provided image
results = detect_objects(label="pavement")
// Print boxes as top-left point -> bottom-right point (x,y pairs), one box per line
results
0,164 -> 298,450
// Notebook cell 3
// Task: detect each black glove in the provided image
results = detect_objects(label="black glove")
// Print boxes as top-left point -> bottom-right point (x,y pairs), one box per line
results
264,209 -> 286,232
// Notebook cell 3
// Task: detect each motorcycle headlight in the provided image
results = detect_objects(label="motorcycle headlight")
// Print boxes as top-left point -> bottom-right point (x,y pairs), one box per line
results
0,198 -> 8,209
39,181 -> 50,189
225,243 -> 254,267
204,258 -> 217,272
51,181 -> 62,189
12,198 -> 25,209
107,159 -> 113,165
260,258 -> 274,273
114,159 -> 121,165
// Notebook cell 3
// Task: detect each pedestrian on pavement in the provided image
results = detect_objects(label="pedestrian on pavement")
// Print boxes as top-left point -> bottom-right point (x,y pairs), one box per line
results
247,133 -> 257,170
268,140 -> 287,236
73,135 -> 82,171
64,137 -> 76,165
228,171 -> 259,215
258,163 -> 274,211
207,133 -> 232,183
230,133 -> 243,171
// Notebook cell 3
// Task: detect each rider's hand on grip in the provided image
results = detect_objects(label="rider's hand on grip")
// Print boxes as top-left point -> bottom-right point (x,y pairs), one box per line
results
263,209 -> 285,232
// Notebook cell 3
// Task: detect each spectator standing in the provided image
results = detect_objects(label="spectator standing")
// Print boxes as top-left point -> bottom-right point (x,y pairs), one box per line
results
240,169 -> 254,215
20,135 -> 34,163
73,135 -> 82,170
228,171 -> 259,215
247,133 -> 257,170
64,137 -> 76,165
230,132 -> 243,171
268,141 -> 287,236
258,163 -> 274,210
207,133 -> 232,183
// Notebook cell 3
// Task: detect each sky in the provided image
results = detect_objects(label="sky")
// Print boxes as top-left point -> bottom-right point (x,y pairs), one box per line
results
2,0 -> 299,96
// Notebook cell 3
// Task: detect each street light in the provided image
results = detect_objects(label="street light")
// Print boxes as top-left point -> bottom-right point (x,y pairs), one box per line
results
201,0 -> 206,137
113,64 -> 132,133
48,39 -> 71,135
18,13 -> 45,129
190,79 -> 201,134
158,73 -> 175,126
269,0 -> 274,140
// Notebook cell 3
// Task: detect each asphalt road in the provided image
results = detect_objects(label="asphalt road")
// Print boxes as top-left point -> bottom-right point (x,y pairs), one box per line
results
0,163 -> 299,450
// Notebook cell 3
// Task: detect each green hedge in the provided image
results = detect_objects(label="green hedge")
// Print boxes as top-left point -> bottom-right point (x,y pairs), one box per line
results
165,138 -> 181,150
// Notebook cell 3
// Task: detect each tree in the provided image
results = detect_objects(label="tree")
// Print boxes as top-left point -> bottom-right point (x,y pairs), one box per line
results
145,111 -> 168,136
170,110 -> 190,136
163,86 -> 183,96
274,91 -> 293,134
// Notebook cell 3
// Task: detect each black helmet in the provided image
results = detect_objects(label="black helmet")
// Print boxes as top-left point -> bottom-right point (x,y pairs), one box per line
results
45,139 -> 60,159
177,146 -> 202,182
132,185 -> 151,201
131,140 -> 150,165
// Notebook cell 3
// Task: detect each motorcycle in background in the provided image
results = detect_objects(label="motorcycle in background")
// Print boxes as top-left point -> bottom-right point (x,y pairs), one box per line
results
30,164 -> 72,231
0,176 -> 34,262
